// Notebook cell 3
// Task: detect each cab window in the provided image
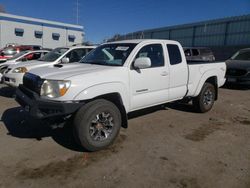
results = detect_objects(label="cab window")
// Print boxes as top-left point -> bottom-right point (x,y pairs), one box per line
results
135,44 -> 164,67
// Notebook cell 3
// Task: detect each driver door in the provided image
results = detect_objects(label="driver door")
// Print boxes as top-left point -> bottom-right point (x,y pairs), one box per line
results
129,43 -> 170,111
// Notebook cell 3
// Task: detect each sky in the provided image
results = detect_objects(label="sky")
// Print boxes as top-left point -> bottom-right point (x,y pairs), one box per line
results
0,0 -> 249,43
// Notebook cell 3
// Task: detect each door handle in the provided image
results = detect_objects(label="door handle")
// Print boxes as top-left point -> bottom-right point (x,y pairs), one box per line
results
161,71 -> 168,76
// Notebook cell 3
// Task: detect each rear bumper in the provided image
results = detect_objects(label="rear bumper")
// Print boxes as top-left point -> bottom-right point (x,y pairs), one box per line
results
15,85 -> 84,119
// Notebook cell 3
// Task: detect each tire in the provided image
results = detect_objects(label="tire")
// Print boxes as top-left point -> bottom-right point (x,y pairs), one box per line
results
74,99 -> 121,151
193,83 -> 215,113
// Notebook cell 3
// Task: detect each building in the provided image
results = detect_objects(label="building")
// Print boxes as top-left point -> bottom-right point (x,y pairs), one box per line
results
0,13 -> 84,49
112,14 -> 250,60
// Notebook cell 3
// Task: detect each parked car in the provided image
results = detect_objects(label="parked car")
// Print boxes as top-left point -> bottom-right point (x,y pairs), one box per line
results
0,50 -> 50,81
225,48 -> 250,85
0,45 -> 42,63
184,47 -> 215,62
2,45 -> 95,87
15,39 -> 226,151
5,43 -> 19,48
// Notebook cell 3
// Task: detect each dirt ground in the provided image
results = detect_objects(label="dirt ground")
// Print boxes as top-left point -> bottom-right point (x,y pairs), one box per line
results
0,83 -> 249,188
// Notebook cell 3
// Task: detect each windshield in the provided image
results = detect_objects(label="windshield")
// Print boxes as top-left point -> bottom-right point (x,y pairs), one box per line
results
80,43 -> 137,66
7,51 -> 28,60
231,50 -> 250,61
38,48 -> 68,62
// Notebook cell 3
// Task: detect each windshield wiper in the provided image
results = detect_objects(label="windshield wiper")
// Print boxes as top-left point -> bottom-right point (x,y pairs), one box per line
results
81,60 -> 105,65
81,60 -> 121,66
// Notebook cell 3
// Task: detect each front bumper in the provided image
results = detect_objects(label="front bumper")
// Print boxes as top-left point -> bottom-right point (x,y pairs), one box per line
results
15,85 -> 84,119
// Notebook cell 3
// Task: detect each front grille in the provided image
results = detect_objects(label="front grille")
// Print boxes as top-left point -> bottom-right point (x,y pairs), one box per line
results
23,73 -> 43,94
226,69 -> 247,77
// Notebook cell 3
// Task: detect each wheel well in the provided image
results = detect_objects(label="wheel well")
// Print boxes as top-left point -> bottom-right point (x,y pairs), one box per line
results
94,93 -> 128,128
205,76 -> 218,100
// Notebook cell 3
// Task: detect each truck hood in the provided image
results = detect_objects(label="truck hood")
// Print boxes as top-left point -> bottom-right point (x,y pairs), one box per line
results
226,60 -> 250,70
29,63 -> 118,80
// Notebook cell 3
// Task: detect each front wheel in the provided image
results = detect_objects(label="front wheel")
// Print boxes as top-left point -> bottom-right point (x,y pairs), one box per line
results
193,83 -> 216,113
74,99 -> 121,151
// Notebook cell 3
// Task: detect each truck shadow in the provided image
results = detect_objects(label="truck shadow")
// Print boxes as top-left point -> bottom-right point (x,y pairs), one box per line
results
128,105 -> 167,119
1,107 -> 84,152
165,102 -> 197,113
128,102 -> 196,119
2,103 -> 196,152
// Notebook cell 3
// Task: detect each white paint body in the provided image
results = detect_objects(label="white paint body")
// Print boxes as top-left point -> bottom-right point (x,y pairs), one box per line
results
27,40 -> 226,113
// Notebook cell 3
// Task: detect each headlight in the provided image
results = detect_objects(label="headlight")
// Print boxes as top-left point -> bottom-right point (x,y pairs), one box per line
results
13,67 -> 28,73
40,80 -> 71,98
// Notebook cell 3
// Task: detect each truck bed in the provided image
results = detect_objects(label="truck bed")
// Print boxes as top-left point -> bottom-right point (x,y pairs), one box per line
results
186,61 -> 226,97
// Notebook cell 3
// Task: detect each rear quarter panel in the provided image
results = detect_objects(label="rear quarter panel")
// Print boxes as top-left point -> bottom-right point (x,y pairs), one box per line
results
187,62 -> 226,97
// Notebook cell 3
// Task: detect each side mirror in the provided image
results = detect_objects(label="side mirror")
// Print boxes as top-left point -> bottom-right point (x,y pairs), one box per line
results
61,57 -> 70,64
134,57 -> 151,69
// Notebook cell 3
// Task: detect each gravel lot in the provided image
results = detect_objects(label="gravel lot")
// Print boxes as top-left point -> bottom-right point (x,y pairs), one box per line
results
0,83 -> 249,188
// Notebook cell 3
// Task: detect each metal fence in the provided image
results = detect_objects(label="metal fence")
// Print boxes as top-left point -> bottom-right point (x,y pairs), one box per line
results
115,14 -> 250,47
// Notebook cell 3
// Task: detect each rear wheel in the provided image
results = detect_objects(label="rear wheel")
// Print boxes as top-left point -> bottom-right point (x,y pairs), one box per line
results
74,99 -> 121,151
193,83 -> 215,113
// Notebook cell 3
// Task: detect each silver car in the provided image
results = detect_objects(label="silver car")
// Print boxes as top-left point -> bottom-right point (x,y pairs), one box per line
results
184,47 -> 215,62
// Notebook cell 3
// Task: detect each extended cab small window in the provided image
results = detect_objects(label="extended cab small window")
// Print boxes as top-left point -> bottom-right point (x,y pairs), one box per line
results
167,44 -> 182,65
135,44 -> 164,67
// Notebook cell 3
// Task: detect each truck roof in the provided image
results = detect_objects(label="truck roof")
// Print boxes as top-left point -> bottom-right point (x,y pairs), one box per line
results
108,39 -> 179,44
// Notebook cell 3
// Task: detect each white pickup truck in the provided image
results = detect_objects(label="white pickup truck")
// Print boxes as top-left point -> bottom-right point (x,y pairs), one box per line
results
15,39 -> 226,151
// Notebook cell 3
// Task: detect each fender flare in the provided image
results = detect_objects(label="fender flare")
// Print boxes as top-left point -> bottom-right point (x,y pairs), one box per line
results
194,69 -> 219,97
73,82 -> 130,112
